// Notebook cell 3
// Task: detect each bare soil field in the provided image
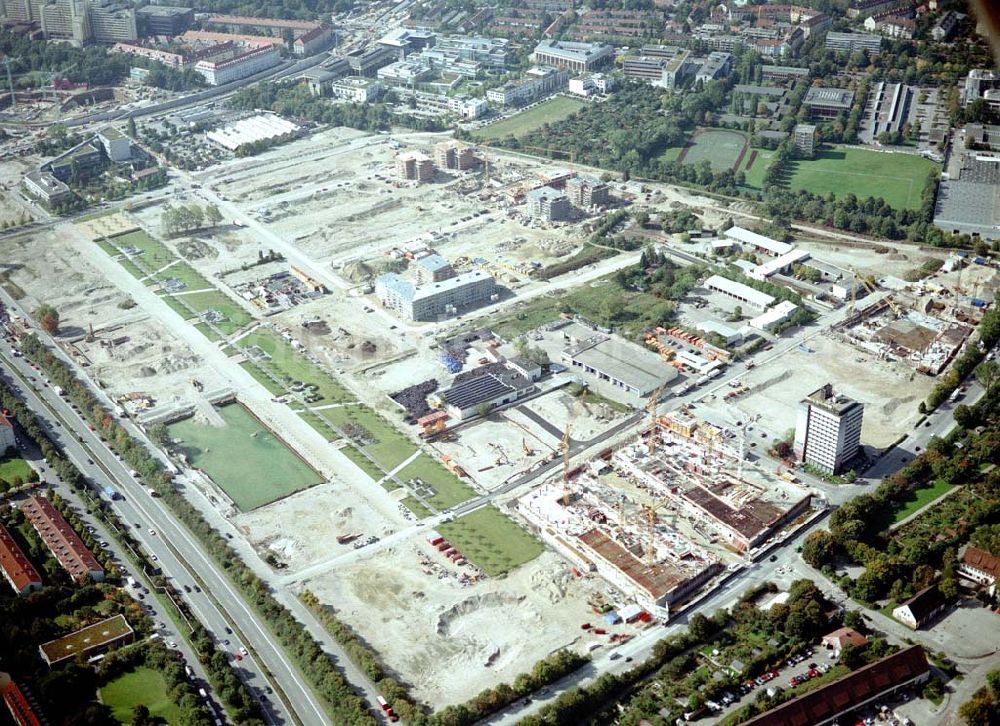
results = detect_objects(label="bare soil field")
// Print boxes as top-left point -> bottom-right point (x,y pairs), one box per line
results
305,545 -> 620,707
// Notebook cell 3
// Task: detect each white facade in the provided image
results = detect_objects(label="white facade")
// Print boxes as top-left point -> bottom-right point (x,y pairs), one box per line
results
194,44 -> 281,86
704,274 -> 775,311
793,383 -> 864,474
330,78 -> 382,103
724,226 -> 794,256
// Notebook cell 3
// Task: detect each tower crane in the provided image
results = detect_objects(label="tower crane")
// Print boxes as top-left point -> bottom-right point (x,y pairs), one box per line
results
645,384 -> 665,456
560,387 -> 588,506
641,496 -> 673,565
561,423 -> 573,506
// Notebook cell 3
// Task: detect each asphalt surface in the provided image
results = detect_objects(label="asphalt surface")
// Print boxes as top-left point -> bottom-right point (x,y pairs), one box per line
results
0,328 -> 327,725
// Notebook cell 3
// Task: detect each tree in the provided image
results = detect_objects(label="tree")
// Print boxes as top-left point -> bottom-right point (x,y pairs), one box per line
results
599,295 -> 627,323
954,404 -> 975,429
976,360 -> 1000,395
127,117 -> 137,139
923,675 -> 945,702
475,403 -> 492,419
131,704 -> 151,726
839,642 -> 866,669
801,530 -> 837,568
688,612 -> 716,641
36,304 -> 60,334
204,204 -> 223,227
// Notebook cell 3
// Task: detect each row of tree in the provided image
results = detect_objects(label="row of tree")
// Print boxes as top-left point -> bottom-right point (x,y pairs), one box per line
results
161,203 -> 224,237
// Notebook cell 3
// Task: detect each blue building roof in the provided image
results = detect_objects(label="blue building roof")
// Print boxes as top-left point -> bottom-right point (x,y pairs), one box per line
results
416,254 -> 450,272
375,273 -> 415,301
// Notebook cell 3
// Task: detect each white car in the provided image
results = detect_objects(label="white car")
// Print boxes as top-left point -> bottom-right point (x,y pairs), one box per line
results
239,646 -> 248,657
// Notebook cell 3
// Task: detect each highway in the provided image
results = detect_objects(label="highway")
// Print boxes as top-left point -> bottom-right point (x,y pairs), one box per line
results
61,53 -> 328,129
0,314 -> 329,726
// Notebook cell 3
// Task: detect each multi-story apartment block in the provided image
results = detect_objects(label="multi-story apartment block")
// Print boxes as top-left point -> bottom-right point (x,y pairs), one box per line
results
794,383 -> 864,474
486,65 -> 567,106
566,173 -> 610,208
375,270 -> 496,321
526,187 -> 572,222
825,30 -> 883,54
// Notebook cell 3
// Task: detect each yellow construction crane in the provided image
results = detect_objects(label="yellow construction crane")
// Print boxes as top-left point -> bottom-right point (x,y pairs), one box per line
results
641,496 -> 672,565
646,385 -> 665,456
522,437 -> 534,456
851,266 -> 902,316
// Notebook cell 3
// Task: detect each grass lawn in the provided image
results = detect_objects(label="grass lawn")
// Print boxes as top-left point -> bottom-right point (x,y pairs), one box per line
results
681,129 -> 748,171
107,230 -> 176,271
342,445 -> 389,482
240,360 -> 286,395
168,403 -> 322,510
401,496 -> 433,519
395,453 -> 476,510
318,406 -> 418,471
659,145 -> 684,163
0,457 -> 32,483
100,667 -> 182,725
169,291 -> 251,334
475,96 -> 586,141
439,506 -> 544,576
780,146 -> 938,210
489,271 -> 671,340
892,479 -> 956,524
238,330 -> 353,403
739,147 -> 775,190
158,261 -> 214,292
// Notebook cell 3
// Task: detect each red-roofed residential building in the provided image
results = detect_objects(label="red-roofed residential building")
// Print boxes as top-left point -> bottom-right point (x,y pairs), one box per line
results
21,495 -> 104,583
959,546 -> 1000,595
821,626 -> 869,651
742,645 -> 930,726
0,413 -> 15,452
0,524 -> 42,596
1,678 -> 42,726
292,25 -> 334,56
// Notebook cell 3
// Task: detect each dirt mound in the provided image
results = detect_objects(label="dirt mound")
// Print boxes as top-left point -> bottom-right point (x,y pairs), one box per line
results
342,260 -> 374,282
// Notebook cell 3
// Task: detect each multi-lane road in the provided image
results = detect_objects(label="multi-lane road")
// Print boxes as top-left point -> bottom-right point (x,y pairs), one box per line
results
0,324 -> 330,725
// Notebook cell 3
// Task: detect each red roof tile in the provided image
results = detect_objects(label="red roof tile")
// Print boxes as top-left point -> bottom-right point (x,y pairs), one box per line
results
0,523 -> 42,595
741,646 -> 929,726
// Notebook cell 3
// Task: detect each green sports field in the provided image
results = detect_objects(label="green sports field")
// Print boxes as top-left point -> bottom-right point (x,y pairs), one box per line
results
168,403 -> 322,510
679,129 -> 749,171
100,667 -> 182,724
474,96 -> 586,141
780,147 -> 938,210
738,147 -> 775,189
